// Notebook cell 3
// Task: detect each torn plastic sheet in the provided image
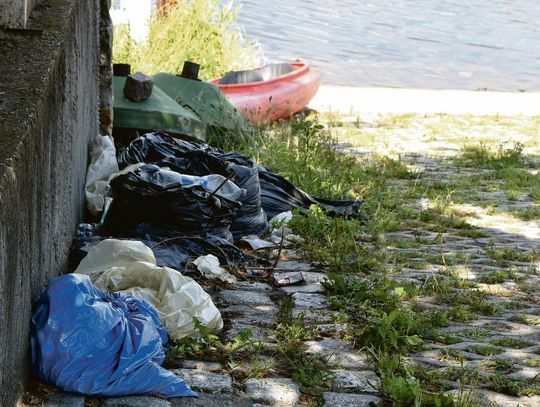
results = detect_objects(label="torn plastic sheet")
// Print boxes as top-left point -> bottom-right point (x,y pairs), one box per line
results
74,239 -> 223,340
85,135 -> 119,216
193,254 -> 236,283
104,164 -> 242,241
30,273 -> 196,397
257,169 -> 364,220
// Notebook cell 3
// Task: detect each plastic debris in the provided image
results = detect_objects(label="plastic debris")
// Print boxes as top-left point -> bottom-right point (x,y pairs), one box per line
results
116,132 -> 362,238
257,168 -> 364,220
118,133 -> 268,239
30,273 -> 196,398
85,135 -> 119,216
70,223 -> 253,274
193,254 -> 236,283
74,239 -> 223,340
104,164 -> 243,241
274,272 -> 307,286
240,235 -> 276,250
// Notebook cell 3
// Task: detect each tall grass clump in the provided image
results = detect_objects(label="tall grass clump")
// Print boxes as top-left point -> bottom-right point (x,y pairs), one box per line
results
113,0 -> 262,79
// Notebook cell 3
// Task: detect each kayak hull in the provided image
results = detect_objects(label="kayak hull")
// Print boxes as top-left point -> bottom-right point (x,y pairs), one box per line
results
213,62 -> 322,125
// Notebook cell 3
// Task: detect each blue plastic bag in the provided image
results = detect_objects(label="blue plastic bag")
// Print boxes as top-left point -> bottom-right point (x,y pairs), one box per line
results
30,274 -> 197,398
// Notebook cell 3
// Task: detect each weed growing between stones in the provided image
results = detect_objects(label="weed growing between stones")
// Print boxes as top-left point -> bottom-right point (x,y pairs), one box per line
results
249,114 -> 539,404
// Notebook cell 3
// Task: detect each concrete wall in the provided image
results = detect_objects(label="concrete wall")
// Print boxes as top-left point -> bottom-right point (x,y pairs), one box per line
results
0,0 -> 40,28
0,0 -> 101,405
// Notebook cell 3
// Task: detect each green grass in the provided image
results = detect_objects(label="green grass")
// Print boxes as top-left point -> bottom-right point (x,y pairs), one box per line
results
455,142 -> 528,169
490,375 -> 540,397
477,270 -> 518,284
272,297 -> 334,394
467,345 -> 504,356
489,338 -> 533,349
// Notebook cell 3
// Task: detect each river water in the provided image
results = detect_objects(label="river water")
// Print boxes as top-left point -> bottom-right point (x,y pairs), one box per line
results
235,0 -> 540,91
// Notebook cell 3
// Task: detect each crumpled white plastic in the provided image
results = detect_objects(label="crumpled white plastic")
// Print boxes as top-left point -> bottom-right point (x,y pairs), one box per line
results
74,239 -> 223,339
270,211 -> 293,224
85,135 -> 119,216
193,254 -> 236,283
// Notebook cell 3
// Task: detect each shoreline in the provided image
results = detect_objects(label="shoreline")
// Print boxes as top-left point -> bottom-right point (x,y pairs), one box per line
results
309,85 -> 540,116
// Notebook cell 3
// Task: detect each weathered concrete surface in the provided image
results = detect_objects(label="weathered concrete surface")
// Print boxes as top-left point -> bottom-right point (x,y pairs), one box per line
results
0,0 -> 28,28
99,0 -> 113,135
0,0 -> 100,405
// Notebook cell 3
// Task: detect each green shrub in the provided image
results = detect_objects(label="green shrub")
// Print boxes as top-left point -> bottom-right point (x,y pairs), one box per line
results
113,0 -> 262,79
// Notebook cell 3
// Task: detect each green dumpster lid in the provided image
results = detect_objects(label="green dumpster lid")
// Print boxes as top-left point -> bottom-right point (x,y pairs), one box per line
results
113,76 -> 206,141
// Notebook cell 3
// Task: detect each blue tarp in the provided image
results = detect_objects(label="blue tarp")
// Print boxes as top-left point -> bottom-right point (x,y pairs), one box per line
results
30,274 -> 197,398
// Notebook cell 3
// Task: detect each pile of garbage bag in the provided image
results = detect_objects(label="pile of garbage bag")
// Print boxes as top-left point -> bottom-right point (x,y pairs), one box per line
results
30,273 -> 197,398
34,130 -> 365,398
115,132 -> 363,234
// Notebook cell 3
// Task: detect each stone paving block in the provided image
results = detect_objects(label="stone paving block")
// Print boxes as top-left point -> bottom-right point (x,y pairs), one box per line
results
292,292 -> 328,309
102,396 -> 171,407
452,388 -> 540,407
123,72 -> 154,102
273,271 -> 327,283
222,304 -> 278,326
173,369 -> 233,393
244,377 -> 301,406
281,283 -> 325,294
332,369 -> 380,392
305,339 -> 370,369
315,323 -> 348,336
291,308 -> 338,323
180,359 -> 222,372
508,366 -> 540,380
322,392 -> 381,407
275,260 -> 311,271
171,393 -> 252,407
233,281 -> 273,291
218,290 -> 274,306
45,393 -> 85,407
224,322 -> 271,342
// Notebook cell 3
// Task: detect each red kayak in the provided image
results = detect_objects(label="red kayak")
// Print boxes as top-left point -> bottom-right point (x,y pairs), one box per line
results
212,61 -> 322,125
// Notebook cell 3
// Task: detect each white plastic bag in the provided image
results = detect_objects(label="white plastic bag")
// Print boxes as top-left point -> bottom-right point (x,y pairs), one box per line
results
193,254 -> 236,283
74,239 -> 223,339
85,135 -> 119,216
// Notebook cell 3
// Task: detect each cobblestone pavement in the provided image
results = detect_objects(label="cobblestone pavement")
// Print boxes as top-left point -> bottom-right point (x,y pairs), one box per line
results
42,115 -> 539,407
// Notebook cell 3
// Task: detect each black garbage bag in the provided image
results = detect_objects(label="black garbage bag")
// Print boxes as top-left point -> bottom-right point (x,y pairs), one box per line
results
118,133 -> 268,238
118,132 -> 227,175
104,164 -> 242,241
70,224 -> 252,272
117,132 -> 364,231
257,168 -> 364,220
227,163 -> 268,239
